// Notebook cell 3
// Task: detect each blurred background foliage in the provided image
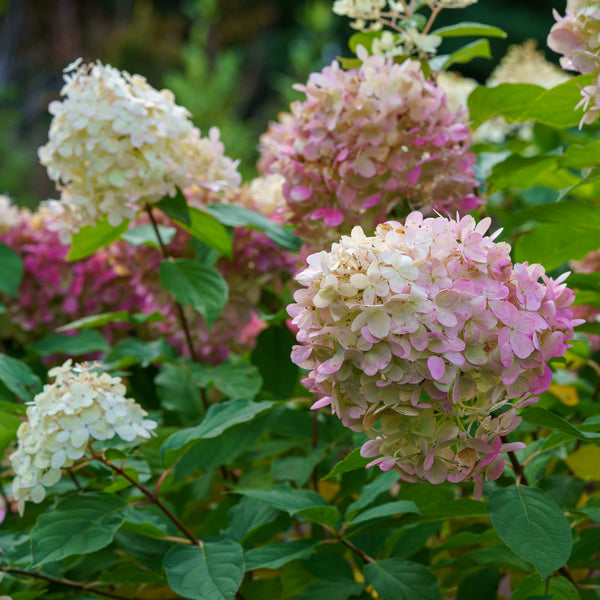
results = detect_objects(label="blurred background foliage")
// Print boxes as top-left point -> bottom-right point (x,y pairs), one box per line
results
1,0 -> 563,207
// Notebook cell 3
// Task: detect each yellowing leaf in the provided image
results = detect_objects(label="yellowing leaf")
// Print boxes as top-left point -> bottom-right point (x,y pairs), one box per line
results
318,481 -> 340,502
548,384 -> 579,406
565,445 -> 600,481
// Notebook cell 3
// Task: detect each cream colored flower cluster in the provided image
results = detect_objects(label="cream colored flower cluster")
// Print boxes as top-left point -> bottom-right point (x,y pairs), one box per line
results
10,360 -> 157,514
0,195 -> 22,233
38,60 -> 240,239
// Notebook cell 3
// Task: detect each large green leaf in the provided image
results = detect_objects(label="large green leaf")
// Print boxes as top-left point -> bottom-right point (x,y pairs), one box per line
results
522,407 -> 600,441
244,539 -> 318,570
511,573 -> 580,600
30,493 -> 128,567
161,398 -> 274,466
157,189 -> 191,225
346,500 -> 420,525
296,579 -> 365,600
442,39 -> 491,69
488,485 -> 573,579
521,74 -> 594,128
105,338 -> 176,368
205,204 -> 302,251
345,471 -> 400,519
468,83 -> 544,128
32,330 -> 110,357
163,541 -> 245,600
159,258 -> 228,329
121,223 -> 176,248
235,484 -> 340,528
56,310 -> 162,332
433,22 -> 507,38
191,359 -> 263,401
322,448 -> 371,481
489,155 -> 561,193
222,496 -> 279,543
0,354 -> 42,402
185,207 -> 233,258
0,242 -> 23,296
364,559 -> 442,600
514,224 -> 600,271
67,218 -> 129,261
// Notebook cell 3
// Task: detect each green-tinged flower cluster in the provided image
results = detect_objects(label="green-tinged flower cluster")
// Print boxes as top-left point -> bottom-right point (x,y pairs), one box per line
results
10,360 -> 156,514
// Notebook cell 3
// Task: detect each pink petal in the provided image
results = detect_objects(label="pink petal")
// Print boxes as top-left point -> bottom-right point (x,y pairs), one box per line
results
427,355 -> 446,380
406,164 -> 421,185
290,186 -> 312,201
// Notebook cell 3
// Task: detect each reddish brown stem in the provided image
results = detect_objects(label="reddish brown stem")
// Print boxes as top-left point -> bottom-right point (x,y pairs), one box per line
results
92,449 -> 198,545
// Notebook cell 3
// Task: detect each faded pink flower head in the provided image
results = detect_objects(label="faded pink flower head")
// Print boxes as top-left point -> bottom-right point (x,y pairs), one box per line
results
258,49 -> 481,245
288,212 -> 581,496
548,0 -> 600,125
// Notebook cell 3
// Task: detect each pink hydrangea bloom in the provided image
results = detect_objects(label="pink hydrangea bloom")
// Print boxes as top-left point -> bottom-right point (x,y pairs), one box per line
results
288,212 -> 582,496
548,0 -> 600,125
0,200 -> 139,346
258,49 -> 480,245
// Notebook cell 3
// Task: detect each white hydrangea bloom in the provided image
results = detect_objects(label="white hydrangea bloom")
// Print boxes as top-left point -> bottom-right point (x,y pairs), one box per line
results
9,359 -> 157,514
38,60 -> 240,239
0,195 -> 23,233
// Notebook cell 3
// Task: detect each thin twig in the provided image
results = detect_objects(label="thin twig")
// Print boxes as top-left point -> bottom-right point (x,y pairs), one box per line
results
502,437 -> 530,486
0,567 -> 141,600
146,206 -> 208,412
91,449 -> 199,545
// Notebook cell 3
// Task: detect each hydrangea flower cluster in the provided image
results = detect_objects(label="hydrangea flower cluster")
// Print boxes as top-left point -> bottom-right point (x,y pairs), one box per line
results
548,0 -> 600,125
288,212 -> 580,496
107,176 -> 296,363
38,59 -> 240,238
10,360 -> 157,514
258,48 -> 480,245
0,198 -> 139,345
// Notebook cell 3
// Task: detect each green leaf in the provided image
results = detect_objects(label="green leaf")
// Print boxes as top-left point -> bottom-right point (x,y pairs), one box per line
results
433,22 -> 507,38
514,224 -> 600,271
159,258 -> 228,329
67,218 -> 129,261
348,31 -> 386,54
157,189 -> 191,225
223,496 -> 279,543
518,200 -> 600,229
346,471 -> 400,519
322,448 -> 371,481
251,325 -> 299,398
56,310 -> 162,332
489,155 -> 560,193
0,354 -> 42,402
244,539 -> 318,571
521,74 -> 594,128
163,541 -> 245,600
184,207 -> 233,258
121,223 -> 176,248
488,485 -> 573,579
511,573 -> 580,600
0,242 -> 23,296
296,579 -> 366,600
155,363 -> 204,417
456,568 -> 501,600
364,559 -> 442,600
192,359 -> 263,401
442,39 -> 491,70
294,505 -> 341,528
105,338 -> 176,368
347,500 -> 420,525
235,484 -> 339,527
161,398 -> 274,466
568,272 -> 600,291
205,204 -> 302,251
30,493 -> 128,567
32,330 -> 110,356
468,83 -> 545,129
522,407 -> 600,441
562,140 -> 600,168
